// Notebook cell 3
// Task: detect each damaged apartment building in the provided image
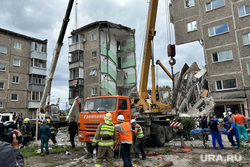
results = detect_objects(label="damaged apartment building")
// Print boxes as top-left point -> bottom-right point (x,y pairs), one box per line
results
170,0 -> 250,117
0,28 -> 47,118
68,21 -> 137,105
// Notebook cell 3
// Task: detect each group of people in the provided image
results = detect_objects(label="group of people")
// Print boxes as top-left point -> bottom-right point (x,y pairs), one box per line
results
200,110 -> 249,150
92,113 -> 146,167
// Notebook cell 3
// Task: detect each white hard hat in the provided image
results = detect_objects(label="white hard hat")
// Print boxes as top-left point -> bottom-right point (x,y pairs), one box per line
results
131,119 -> 136,124
117,115 -> 124,122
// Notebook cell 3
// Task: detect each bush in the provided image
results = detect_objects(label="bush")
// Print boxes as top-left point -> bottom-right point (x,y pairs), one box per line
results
181,117 -> 196,140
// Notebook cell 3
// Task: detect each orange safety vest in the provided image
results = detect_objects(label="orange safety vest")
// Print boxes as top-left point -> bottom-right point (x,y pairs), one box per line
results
119,122 -> 132,143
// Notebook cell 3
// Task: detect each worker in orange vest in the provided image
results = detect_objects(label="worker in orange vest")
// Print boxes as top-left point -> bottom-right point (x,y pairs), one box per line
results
115,115 -> 133,167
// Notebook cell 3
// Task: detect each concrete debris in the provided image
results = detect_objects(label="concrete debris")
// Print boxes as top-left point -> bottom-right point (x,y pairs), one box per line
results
66,151 -> 71,155
173,64 -> 214,117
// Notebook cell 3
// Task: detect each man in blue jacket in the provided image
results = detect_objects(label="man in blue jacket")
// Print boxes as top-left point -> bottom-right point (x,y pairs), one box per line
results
39,120 -> 51,154
226,118 -> 240,149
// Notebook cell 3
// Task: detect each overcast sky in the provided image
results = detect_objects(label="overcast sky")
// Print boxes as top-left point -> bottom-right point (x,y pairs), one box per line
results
0,0 -> 205,109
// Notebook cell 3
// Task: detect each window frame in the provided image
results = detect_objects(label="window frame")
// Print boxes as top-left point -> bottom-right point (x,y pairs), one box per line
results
208,23 -> 229,37
243,33 -> 250,45
206,0 -> 225,12
13,59 -> 21,67
215,78 -> 237,91
0,101 -> 3,108
91,88 -> 97,95
11,94 -> 18,101
212,50 -> 233,63
91,33 -> 97,41
0,82 -> 4,90
184,0 -> 195,8
0,64 -> 6,71
0,46 -> 7,54
247,63 -> 250,75
12,76 -> 19,84
238,4 -> 250,18
14,42 -> 22,50
92,51 -> 97,59
187,21 -> 197,32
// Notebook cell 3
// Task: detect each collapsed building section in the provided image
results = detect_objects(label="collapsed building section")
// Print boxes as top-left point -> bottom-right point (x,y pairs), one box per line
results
68,21 -> 137,105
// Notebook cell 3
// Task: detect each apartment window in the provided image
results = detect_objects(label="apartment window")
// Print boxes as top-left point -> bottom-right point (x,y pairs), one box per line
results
70,68 -> 79,79
30,74 -> 45,85
0,64 -> 6,71
187,21 -> 197,32
212,50 -> 233,63
11,94 -> 18,101
89,69 -> 97,77
0,46 -> 7,54
243,33 -> 250,45
208,23 -> 229,37
247,63 -> 250,75
34,43 -> 46,52
31,58 -> 46,69
13,59 -> 20,66
92,88 -> 97,95
238,4 -> 250,17
31,92 -> 42,101
12,76 -> 19,84
216,79 -> 237,91
0,82 -> 4,89
92,51 -> 97,59
206,0 -> 225,11
14,42 -> 22,49
0,101 -> 3,108
69,35 -> 79,45
69,52 -> 83,62
91,33 -> 97,41
184,0 -> 195,8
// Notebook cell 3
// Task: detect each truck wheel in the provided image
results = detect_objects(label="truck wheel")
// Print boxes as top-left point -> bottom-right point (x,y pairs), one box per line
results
165,126 -> 173,141
86,142 -> 93,154
153,126 -> 166,147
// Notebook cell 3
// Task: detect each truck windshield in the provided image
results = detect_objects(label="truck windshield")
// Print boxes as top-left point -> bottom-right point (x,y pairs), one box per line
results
160,90 -> 171,104
83,98 -> 117,112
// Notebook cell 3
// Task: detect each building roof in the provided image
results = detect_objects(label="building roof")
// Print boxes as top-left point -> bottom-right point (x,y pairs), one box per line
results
0,27 -> 47,44
71,21 -> 135,35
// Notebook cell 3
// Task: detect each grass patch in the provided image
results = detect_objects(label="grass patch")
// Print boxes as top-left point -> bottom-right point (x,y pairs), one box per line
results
21,145 -> 82,158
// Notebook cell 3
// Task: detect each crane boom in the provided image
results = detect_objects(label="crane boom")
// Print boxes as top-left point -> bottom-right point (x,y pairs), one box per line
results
139,0 -> 158,100
40,0 -> 75,112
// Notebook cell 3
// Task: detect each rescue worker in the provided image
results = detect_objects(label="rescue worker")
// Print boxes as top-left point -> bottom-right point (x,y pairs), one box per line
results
115,115 -> 133,167
131,119 -> 146,160
39,120 -> 51,154
226,118 -> 240,149
22,118 -> 31,147
92,113 -> 117,167
208,116 -> 224,150
200,114 -> 209,141
67,117 -> 78,148
47,119 -> 58,147
233,110 -> 249,142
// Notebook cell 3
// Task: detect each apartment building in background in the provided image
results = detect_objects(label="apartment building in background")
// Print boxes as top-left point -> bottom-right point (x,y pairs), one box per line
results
68,21 -> 137,105
0,28 -> 47,118
170,0 -> 250,117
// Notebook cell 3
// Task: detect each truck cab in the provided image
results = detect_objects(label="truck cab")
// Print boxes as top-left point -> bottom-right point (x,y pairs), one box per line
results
78,96 -> 131,151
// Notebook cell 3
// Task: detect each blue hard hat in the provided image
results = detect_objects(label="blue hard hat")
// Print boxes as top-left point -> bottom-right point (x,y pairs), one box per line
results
42,120 -> 47,124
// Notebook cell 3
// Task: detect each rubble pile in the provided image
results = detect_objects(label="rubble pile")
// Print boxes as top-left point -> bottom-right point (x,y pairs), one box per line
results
172,63 -> 215,117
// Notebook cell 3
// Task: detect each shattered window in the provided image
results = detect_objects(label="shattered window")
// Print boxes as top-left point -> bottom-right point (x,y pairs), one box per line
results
206,0 -> 225,11
238,4 -> 250,17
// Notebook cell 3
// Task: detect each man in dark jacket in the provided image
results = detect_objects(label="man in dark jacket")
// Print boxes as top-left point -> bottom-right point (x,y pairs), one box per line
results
67,118 -> 78,148
0,129 -> 24,167
22,118 -> 31,147
39,120 -> 51,154
200,114 -> 209,141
